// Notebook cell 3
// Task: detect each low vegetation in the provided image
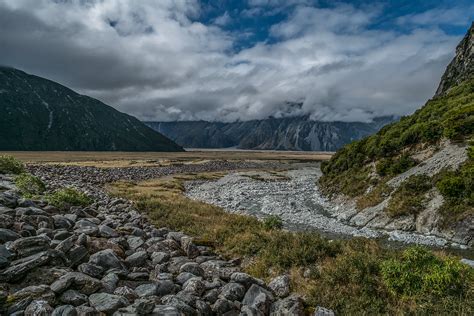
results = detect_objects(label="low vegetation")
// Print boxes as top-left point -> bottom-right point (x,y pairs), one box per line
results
14,173 -> 46,197
385,175 -> 432,217
46,187 -> 92,209
0,155 -> 25,174
263,215 -> 283,230
320,79 -> 474,197
109,173 -> 474,314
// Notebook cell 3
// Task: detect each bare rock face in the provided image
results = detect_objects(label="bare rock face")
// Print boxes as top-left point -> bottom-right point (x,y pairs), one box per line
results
435,22 -> 474,96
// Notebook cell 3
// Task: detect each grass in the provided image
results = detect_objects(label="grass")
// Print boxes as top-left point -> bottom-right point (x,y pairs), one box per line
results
45,188 -> 92,210
356,183 -> 392,209
14,173 -> 46,197
108,172 -> 474,314
0,155 -> 25,174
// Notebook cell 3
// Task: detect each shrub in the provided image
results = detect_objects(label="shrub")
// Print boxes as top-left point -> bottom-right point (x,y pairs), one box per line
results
376,154 -> 417,177
436,174 -> 465,198
46,188 -> 92,209
15,174 -> 46,197
381,246 -> 471,297
386,175 -> 432,217
0,155 -> 24,174
263,215 -> 283,230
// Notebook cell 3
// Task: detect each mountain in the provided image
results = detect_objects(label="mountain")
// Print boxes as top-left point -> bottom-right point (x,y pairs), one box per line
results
0,67 -> 183,151
145,116 -> 396,151
319,23 -> 474,247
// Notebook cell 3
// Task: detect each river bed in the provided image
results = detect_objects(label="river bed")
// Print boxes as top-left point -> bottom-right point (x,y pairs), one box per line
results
184,165 -> 474,259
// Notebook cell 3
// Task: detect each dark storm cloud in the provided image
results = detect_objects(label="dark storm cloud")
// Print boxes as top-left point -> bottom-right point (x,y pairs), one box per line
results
0,0 -> 469,122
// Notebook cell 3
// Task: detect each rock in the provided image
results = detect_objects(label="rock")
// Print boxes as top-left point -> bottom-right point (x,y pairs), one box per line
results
134,283 -> 159,297
0,228 -> 20,242
195,300 -> 213,316
179,262 -> 205,277
176,272 -> 196,285
151,251 -> 170,265
52,305 -> 77,316
212,298 -> 236,314
74,219 -> 98,235
0,250 -> 53,282
182,277 -> 206,296
240,305 -> 260,315
89,293 -> 128,314
200,260 -> 239,280
133,298 -> 156,314
271,294 -> 305,315
219,282 -> 246,301
161,295 -> 197,315
66,245 -> 89,267
60,290 -> 88,306
50,272 -> 102,295
24,300 -> 54,316
151,305 -> 181,316
99,225 -> 119,238
78,263 -> 104,278
230,272 -> 265,289
75,305 -> 98,315
7,297 -> 32,315
101,272 -> 120,293
11,285 -> 55,305
127,236 -> 144,250
268,275 -> 290,298
124,250 -> 147,267
242,284 -> 274,315
88,249 -> 126,271
181,236 -> 200,259
114,286 -> 137,301
314,306 -> 335,316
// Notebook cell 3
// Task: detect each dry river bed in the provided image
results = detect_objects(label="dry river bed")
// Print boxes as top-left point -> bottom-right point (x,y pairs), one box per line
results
184,166 -> 474,260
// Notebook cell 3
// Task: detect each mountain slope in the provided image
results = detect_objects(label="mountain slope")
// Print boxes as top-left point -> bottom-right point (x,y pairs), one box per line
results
145,116 -> 395,151
0,67 -> 183,151
319,23 -> 474,246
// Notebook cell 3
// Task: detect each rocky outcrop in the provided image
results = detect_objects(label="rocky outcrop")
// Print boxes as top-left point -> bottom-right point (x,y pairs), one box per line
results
435,22 -> 474,96
0,167 -> 330,315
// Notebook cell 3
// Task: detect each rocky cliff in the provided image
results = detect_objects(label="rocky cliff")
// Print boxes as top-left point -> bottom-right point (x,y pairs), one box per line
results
145,116 -> 395,151
0,67 -> 183,151
319,23 -> 474,247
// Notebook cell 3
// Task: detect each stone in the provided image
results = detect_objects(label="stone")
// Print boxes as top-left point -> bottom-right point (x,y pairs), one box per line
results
181,236 -> 200,259
268,275 -> 290,298
89,293 -> 128,314
242,284 -> 274,315
52,305 -> 77,316
212,298 -> 236,315
53,215 -> 75,229
127,236 -> 144,250
124,250 -> 147,267
271,294 -> 305,316
99,224 -> 119,238
88,249 -> 126,271
11,285 -> 55,305
78,263 -> 104,278
0,250 -> 53,282
101,272 -> 120,293
66,245 -> 89,267
219,282 -> 246,301
200,260 -> 239,280
0,228 -> 20,242
133,298 -> 156,314
24,300 -> 54,316
240,305 -> 260,315
179,262 -> 205,277
114,286 -> 137,301
182,277 -> 206,296
60,290 -> 88,306
74,219 -> 99,235
135,283 -> 159,297
75,305 -> 98,316
50,272 -> 102,295
151,305 -> 181,316
176,272 -> 196,285
161,295 -> 197,315
230,272 -> 265,289
314,306 -> 335,316
151,251 -> 170,265
195,300 -> 213,316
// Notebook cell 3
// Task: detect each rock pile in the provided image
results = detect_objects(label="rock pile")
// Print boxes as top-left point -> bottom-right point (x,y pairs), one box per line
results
0,172 -> 332,315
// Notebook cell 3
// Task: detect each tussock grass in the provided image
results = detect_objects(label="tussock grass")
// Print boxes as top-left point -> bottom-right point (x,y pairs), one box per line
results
108,172 -> 474,314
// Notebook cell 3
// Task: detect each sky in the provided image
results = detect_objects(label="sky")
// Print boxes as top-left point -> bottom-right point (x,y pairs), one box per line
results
0,0 -> 472,122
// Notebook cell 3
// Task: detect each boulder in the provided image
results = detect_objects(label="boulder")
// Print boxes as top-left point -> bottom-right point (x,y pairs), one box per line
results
60,290 -> 88,306
88,249 -> 126,271
89,293 -> 128,314
24,300 -> 54,316
50,272 -> 102,295
242,284 -> 274,315
219,282 -> 246,301
271,294 -> 305,315
52,305 -> 77,316
268,275 -> 290,298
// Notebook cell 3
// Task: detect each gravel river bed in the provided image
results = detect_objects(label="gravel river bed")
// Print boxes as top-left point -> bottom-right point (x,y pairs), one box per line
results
185,166 -> 474,260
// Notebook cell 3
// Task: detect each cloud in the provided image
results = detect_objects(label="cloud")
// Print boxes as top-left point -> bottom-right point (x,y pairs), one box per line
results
213,11 -> 232,26
0,0 -> 468,122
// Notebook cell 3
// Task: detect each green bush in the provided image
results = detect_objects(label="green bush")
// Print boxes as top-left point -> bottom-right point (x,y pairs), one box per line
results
263,215 -> 283,230
15,174 -> 46,197
386,175 -> 432,217
376,154 -> 417,177
0,155 -> 25,174
46,188 -> 92,209
437,174 -> 466,198
381,246 -> 471,297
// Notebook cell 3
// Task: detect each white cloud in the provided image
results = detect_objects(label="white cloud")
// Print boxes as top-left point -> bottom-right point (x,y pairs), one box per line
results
0,0 -> 467,122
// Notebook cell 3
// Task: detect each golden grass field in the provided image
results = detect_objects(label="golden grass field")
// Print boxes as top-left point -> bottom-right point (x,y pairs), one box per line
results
0,150 -> 333,166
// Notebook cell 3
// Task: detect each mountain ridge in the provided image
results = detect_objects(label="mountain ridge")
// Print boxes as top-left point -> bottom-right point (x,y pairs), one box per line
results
145,116 -> 396,151
0,67 -> 183,151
